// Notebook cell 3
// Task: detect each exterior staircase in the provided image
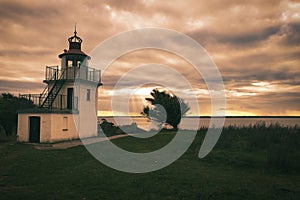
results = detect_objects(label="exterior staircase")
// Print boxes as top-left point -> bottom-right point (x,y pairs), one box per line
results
19,64 -> 100,111
40,69 -> 66,109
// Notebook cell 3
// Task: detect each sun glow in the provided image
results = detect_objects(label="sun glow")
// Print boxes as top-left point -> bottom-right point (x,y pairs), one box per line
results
225,110 -> 256,116
251,81 -> 270,87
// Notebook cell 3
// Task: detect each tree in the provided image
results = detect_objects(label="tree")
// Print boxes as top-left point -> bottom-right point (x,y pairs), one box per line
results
98,119 -> 120,136
0,93 -> 35,136
141,89 -> 190,130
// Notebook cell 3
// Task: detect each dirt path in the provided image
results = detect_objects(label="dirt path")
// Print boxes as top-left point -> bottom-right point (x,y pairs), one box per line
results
34,134 -> 129,150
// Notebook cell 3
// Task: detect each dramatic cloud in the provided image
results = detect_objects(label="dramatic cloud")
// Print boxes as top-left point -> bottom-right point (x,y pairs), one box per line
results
0,0 -> 299,116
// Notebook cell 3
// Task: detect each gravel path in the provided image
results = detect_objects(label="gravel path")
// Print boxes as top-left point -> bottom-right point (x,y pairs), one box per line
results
34,134 -> 129,150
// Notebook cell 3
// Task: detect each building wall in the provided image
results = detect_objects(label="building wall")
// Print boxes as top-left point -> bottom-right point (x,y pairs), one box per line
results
17,113 -> 79,143
49,114 -> 78,142
18,114 -> 31,142
75,82 -> 98,138
56,81 -> 99,139
17,82 -> 99,143
17,72 -> 99,143
41,114 -> 51,142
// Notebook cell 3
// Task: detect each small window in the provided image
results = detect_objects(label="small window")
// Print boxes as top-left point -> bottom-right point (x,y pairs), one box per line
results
77,60 -> 81,67
87,89 -> 91,101
63,117 -> 68,131
67,60 -> 73,67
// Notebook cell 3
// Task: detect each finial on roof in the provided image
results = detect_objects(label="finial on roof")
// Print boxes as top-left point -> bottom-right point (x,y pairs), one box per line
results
67,24 -> 82,50
74,23 -> 77,36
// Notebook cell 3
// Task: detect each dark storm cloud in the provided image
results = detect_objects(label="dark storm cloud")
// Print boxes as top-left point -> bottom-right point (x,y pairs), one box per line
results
218,26 -> 280,46
227,91 -> 300,115
0,1 -> 60,20
279,22 -> 300,46
222,67 -> 300,83
189,25 -> 281,47
0,80 -> 43,93
0,0 -> 299,115
0,49 -> 54,57
105,0 -> 145,11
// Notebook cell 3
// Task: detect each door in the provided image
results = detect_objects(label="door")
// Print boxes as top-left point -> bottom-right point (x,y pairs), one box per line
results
29,116 -> 40,143
67,88 -> 74,110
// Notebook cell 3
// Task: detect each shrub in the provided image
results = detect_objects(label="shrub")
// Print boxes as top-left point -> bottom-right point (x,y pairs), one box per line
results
0,93 -> 35,136
98,119 -> 123,136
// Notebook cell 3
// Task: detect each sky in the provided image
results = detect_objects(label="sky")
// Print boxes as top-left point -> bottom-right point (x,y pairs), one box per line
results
0,0 -> 299,116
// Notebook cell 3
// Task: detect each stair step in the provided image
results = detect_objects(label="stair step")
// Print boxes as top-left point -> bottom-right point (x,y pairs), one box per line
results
40,73 -> 66,108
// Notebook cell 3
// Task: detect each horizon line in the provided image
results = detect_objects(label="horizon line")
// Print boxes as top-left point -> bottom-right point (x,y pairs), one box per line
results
97,115 -> 300,118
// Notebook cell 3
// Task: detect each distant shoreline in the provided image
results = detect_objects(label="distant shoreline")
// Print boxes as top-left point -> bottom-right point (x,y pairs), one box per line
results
98,116 -> 300,118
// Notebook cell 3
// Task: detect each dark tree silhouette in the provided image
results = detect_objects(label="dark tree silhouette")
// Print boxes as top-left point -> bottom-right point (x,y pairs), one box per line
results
0,93 -> 35,136
141,89 -> 190,130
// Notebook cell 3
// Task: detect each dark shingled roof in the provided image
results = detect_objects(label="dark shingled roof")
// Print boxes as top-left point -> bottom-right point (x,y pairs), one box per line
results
58,48 -> 88,58
58,28 -> 90,58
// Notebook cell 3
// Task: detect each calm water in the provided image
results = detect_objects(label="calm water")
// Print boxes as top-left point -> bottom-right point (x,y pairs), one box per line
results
99,117 -> 300,130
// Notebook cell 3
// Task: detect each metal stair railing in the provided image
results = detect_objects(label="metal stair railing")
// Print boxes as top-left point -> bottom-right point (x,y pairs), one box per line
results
40,68 -> 66,109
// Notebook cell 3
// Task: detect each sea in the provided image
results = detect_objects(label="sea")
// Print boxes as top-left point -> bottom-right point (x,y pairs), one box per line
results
98,116 -> 300,130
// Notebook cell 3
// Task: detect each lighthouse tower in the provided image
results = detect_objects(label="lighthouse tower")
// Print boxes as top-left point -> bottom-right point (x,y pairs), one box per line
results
17,28 -> 102,143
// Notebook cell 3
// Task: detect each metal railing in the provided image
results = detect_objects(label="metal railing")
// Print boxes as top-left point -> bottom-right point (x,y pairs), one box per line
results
51,94 -> 78,111
19,94 -> 41,106
45,65 -> 59,80
19,64 -> 100,111
40,68 -> 66,108
45,65 -> 101,83
19,94 -> 78,111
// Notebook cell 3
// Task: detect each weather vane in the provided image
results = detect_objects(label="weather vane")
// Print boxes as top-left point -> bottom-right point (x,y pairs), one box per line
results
74,23 -> 77,36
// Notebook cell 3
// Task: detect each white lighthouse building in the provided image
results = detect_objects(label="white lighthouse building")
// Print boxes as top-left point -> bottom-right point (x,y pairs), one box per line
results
17,28 -> 102,143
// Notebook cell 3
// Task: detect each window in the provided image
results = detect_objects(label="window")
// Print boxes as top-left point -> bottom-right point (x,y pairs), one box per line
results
63,117 -> 68,131
77,60 -> 81,67
67,88 -> 74,110
87,89 -> 91,101
67,60 -> 73,67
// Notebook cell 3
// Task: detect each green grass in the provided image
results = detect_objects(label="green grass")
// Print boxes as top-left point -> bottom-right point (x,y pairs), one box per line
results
0,125 -> 299,199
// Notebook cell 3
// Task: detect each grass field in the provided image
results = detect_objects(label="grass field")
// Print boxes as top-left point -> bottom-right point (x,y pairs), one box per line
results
1,124 -> 299,199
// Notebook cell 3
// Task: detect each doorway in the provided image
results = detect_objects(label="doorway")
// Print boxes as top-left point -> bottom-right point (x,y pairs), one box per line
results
29,116 -> 40,143
67,88 -> 74,110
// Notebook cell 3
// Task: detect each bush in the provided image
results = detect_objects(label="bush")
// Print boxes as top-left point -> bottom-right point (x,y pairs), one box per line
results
0,93 -> 35,136
98,119 -> 123,136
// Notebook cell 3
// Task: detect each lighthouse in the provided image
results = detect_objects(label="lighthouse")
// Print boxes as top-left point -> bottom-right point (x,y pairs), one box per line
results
17,28 -> 102,143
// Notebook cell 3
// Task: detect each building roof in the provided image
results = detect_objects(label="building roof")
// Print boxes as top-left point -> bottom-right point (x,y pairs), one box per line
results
58,27 -> 90,58
58,48 -> 89,58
